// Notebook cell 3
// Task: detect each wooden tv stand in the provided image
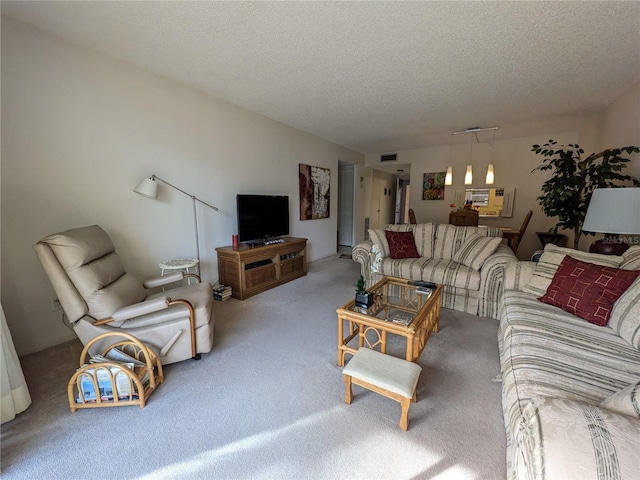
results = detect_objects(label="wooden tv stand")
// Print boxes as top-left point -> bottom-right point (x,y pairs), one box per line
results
215,237 -> 307,300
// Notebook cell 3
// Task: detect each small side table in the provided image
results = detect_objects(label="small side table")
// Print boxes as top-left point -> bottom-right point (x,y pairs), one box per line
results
159,258 -> 199,286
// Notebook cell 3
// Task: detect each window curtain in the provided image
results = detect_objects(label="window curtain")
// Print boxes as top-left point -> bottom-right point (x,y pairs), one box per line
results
1,304 -> 31,424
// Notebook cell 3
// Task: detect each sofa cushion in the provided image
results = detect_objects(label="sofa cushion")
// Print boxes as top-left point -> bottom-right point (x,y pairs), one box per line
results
609,276 -> 640,349
378,257 -> 431,283
385,231 -> 420,259
379,257 -> 481,290
411,223 -> 435,258
453,233 -> 502,270
599,380 -> 640,418
621,245 -> 640,269
433,224 -> 502,260
522,244 -> 624,297
538,256 -> 640,326
514,397 -> 640,480
369,224 -> 415,257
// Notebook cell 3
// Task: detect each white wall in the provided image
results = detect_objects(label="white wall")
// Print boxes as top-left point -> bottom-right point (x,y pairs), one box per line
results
0,18 -> 363,356
598,81 -> 640,160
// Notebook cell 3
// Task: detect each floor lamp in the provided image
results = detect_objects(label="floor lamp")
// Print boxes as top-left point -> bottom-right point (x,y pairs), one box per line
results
134,175 -> 219,273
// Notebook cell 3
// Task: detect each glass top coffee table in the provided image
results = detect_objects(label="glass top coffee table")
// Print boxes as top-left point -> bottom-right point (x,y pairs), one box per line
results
336,276 -> 442,366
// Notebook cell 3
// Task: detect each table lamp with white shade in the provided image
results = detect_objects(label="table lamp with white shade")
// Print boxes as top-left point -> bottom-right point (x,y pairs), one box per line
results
582,187 -> 640,255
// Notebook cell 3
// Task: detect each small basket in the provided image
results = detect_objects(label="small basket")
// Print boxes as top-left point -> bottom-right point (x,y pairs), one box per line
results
67,332 -> 164,412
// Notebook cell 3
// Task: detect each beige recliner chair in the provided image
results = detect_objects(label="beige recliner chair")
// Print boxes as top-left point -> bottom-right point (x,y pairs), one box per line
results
33,225 -> 214,365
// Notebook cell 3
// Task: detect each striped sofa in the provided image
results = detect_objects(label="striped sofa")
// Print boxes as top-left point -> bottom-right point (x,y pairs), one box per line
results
499,244 -> 640,480
352,223 -> 517,319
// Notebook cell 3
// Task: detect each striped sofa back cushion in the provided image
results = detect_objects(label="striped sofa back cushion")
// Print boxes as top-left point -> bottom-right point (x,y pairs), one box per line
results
433,225 -> 502,261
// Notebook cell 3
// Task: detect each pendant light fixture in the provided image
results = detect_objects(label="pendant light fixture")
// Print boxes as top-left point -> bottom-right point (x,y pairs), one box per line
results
465,130 -> 474,185
464,165 -> 473,185
485,128 -> 497,185
485,164 -> 495,185
445,133 -> 454,185
450,126 -> 499,187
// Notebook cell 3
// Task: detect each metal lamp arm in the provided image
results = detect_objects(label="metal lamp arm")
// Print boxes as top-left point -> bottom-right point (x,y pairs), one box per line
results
147,174 -> 218,276
150,175 -> 219,211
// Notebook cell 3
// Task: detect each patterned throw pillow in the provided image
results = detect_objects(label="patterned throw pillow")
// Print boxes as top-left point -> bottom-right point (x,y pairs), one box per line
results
538,256 -> 640,326
522,244 -> 624,297
452,233 -> 503,270
600,381 -> 640,418
384,231 -> 420,259
369,224 -> 415,257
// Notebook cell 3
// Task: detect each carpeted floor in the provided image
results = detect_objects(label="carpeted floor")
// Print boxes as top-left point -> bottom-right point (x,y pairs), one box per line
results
1,255 -> 506,480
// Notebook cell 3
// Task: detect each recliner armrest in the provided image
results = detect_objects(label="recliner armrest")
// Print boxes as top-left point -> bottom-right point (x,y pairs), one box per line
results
143,272 -> 185,288
110,296 -> 170,322
143,271 -> 202,289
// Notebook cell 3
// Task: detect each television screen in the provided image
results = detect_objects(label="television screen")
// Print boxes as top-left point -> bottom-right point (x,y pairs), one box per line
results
237,194 -> 289,244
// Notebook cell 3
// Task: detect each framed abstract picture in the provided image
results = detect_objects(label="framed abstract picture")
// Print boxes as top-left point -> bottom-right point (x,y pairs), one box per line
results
299,163 -> 330,220
423,172 -> 446,200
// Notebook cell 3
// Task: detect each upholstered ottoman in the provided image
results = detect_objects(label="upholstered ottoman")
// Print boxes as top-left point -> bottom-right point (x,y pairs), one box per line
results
343,348 -> 422,431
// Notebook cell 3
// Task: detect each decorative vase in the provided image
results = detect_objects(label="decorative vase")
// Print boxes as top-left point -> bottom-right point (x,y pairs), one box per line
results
355,292 -> 374,309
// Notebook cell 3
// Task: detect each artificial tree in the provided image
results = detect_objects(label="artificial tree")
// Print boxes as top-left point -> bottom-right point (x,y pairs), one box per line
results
532,140 -> 639,250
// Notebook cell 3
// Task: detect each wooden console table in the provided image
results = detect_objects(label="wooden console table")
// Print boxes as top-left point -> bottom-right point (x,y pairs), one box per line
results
216,237 -> 307,300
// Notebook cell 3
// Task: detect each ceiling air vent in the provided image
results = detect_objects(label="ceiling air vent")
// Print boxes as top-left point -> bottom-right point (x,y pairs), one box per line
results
380,153 -> 398,162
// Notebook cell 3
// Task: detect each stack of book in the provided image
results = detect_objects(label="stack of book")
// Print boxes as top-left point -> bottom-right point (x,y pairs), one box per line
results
213,284 -> 232,301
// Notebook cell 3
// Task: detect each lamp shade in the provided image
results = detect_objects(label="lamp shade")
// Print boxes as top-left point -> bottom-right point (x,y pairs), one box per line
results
583,187 -> 640,234
485,164 -> 494,185
464,165 -> 473,185
134,177 -> 158,199
445,166 -> 453,186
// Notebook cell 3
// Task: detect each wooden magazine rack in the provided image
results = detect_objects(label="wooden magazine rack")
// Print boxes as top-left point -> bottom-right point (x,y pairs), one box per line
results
67,332 -> 164,412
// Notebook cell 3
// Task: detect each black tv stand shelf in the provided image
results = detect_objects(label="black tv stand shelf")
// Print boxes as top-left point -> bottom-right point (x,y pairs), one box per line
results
216,237 -> 307,300
245,259 -> 273,270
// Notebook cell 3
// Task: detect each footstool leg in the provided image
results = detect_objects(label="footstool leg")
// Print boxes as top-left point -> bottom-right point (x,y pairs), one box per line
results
400,397 -> 411,431
343,374 -> 353,404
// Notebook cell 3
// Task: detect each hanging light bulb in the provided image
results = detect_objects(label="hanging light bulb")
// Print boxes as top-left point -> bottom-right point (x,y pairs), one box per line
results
464,165 -> 473,185
445,133 -> 454,185
486,164 -> 494,184
464,129 -> 474,185
486,128 -> 496,185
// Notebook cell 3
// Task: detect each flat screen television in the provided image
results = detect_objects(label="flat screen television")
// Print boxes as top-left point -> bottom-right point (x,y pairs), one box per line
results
237,194 -> 289,244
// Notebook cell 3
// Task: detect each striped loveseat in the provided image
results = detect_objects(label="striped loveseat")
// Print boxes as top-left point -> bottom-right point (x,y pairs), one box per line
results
352,223 -> 517,319
499,244 -> 640,479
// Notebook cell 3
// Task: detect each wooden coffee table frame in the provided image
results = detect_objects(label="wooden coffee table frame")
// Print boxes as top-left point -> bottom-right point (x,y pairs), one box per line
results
336,276 -> 441,366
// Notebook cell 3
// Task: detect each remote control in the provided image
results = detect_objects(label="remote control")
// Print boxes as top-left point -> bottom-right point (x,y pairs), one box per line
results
408,280 -> 436,289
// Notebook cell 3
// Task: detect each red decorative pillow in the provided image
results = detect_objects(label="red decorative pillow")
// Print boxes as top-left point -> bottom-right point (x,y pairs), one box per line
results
539,256 -> 640,326
385,230 -> 420,259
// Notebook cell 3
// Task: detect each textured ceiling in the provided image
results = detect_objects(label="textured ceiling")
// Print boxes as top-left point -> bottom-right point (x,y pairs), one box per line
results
2,1 -> 639,154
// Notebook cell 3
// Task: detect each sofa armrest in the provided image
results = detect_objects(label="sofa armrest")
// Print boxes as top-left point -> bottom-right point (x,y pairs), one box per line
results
514,397 -> 640,480
352,240 -> 383,288
477,244 -> 518,319
504,261 -> 537,292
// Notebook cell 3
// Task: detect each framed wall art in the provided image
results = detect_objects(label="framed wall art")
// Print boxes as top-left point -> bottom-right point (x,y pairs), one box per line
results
423,172 -> 446,200
299,163 -> 330,220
